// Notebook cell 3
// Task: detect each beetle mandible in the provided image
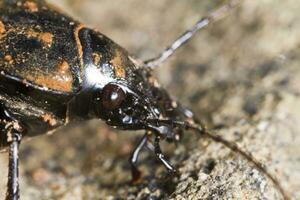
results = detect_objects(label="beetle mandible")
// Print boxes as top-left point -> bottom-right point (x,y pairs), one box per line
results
0,0 -> 290,199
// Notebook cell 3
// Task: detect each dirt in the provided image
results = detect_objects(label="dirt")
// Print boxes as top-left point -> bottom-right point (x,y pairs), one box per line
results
0,0 -> 300,199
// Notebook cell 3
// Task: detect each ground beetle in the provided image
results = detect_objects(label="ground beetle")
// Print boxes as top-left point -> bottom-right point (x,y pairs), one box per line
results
0,0 -> 290,199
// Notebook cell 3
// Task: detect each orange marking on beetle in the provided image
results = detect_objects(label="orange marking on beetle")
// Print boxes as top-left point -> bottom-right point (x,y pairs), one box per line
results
74,25 -> 85,64
26,30 -> 54,47
92,52 -> 102,66
23,1 -> 39,12
38,32 -> 54,47
0,21 -> 5,35
0,21 -> 6,40
74,24 -> 85,74
58,60 -> 70,74
25,72 -> 73,92
110,51 -> 126,78
27,30 -> 39,38
41,114 -> 57,126
114,65 -> 126,78
4,55 -> 13,65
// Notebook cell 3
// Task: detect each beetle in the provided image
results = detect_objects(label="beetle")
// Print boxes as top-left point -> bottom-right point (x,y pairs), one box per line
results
0,0 -> 290,199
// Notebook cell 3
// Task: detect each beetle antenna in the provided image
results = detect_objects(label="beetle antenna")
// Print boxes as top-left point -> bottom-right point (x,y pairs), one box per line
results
155,119 -> 290,200
144,0 -> 243,68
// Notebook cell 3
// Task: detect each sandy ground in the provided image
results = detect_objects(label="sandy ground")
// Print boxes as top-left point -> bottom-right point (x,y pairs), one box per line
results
1,0 -> 300,199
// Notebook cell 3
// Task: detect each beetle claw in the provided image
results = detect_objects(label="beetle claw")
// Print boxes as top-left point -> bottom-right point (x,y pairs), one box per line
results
130,166 -> 142,185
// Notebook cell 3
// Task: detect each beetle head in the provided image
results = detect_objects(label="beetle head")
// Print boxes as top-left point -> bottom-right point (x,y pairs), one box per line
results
91,69 -> 195,141
80,29 -> 195,140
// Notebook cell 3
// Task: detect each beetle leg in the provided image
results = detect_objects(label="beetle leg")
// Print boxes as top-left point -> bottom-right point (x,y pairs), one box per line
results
0,105 -> 24,200
147,136 -> 177,173
5,131 -> 22,200
129,133 -> 148,183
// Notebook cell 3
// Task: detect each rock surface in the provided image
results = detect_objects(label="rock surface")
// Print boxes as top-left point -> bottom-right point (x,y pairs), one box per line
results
1,0 -> 300,199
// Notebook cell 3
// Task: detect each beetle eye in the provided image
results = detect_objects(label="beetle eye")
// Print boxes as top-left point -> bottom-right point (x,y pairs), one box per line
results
101,84 -> 126,110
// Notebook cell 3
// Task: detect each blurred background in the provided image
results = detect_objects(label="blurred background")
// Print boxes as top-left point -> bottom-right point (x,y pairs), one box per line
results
1,0 -> 300,199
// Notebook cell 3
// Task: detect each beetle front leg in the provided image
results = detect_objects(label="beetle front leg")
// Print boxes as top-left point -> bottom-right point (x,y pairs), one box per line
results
5,131 -> 22,200
129,134 -> 148,183
147,136 -> 177,173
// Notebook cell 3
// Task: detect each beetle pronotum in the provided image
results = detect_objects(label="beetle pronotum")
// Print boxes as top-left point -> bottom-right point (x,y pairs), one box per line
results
0,0 -> 291,199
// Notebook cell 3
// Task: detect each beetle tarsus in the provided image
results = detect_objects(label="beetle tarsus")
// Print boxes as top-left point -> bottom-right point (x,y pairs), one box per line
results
5,131 -> 22,200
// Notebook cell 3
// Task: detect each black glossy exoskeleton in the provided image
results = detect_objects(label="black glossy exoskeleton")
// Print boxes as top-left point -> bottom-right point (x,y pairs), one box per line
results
0,0 -> 290,200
